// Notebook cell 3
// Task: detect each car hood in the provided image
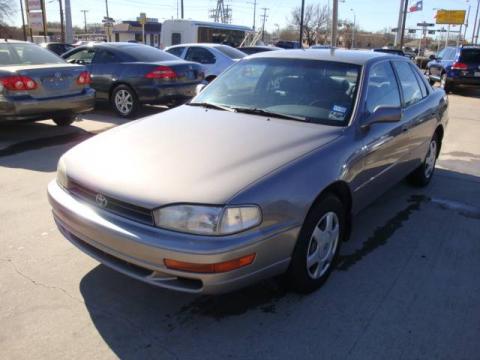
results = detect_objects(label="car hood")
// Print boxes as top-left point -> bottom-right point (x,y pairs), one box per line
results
64,105 -> 342,208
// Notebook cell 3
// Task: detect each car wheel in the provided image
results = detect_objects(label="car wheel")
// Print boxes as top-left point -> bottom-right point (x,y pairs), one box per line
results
440,73 -> 454,93
52,113 -> 77,126
407,133 -> 439,187
286,194 -> 346,293
111,85 -> 139,118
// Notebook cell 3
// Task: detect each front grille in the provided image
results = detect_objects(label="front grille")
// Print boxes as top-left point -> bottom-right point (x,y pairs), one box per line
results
68,179 -> 154,225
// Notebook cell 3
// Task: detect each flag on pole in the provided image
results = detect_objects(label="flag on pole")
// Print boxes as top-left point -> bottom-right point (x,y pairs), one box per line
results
409,1 -> 423,13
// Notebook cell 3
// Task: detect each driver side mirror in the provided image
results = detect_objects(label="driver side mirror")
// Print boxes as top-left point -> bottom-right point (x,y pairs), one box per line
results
195,83 -> 206,95
361,106 -> 402,130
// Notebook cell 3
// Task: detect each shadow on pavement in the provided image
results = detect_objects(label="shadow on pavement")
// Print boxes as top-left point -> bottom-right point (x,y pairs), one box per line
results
78,168 -> 480,359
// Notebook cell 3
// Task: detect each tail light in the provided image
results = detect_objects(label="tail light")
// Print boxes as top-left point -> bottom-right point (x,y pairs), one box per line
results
145,66 -> 176,79
0,76 -> 37,91
77,71 -> 91,85
451,62 -> 468,70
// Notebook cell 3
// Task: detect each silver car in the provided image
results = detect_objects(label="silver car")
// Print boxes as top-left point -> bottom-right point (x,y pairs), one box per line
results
48,49 -> 448,294
164,43 -> 246,82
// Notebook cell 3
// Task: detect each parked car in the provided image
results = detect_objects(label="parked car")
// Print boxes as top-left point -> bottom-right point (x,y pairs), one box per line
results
62,42 -> 204,117
373,48 -> 414,60
0,40 -> 95,126
275,40 -> 301,49
48,49 -> 448,294
426,45 -> 480,93
239,46 -> 282,55
40,42 -> 75,56
164,43 -> 245,82
310,44 -> 333,49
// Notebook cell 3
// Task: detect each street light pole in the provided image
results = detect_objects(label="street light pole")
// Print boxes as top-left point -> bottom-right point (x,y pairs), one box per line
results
105,0 -> 111,41
19,0 -> 27,41
472,0 -> 480,44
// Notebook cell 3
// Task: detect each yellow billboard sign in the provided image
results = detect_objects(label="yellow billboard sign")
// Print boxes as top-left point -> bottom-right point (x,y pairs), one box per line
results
435,10 -> 466,25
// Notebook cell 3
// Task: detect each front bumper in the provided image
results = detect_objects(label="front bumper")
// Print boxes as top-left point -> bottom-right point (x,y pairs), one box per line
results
0,88 -> 95,121
48,180 -> 298,294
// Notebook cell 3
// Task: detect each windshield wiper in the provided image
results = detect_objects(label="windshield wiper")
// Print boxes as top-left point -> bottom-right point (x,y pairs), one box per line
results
230,107 -> 309,122
187,102 -> 236,112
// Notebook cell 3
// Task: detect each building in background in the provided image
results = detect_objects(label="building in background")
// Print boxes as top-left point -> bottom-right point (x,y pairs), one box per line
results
112,16 -> 161,47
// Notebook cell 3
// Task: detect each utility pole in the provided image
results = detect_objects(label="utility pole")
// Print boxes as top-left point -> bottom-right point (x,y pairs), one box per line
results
40,0 -> 48,42
463,4 -> 471,41
181,0 -> 184,19
64,0 -> 73,43
350,8 -> 356,48
399,0 -> 409,48
299,0 -> 305,47
105,0 -> 111,41
19,0 -> 27,41
331,0 -> 338,47
59,0 -> 65,42
260,7 -> 268,41
472,0 -> 479,44
81,10 -> 88,34
394,0 -> 405,47
248,0 -> 257,31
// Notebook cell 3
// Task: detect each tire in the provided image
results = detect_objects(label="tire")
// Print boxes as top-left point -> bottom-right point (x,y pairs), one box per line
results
407,133 -> 439,187
111,85 -> 139,118
440,73 -> 454,93
285,194 -> 346,293
52,113 -> 76,126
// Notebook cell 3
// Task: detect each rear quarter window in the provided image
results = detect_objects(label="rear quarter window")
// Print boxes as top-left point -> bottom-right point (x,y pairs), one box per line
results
460,49 -> 480,63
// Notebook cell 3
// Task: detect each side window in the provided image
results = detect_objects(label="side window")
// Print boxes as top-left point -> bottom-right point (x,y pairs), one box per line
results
436,48 -> 446,59
444,48 -> 456,60
185,47 -> 215,64
172,33 -> 181,45
365,61 -> 401,114
166,47 -> 185,58
410,63 -> 428,97
393,61 -> 423,107
94,50 -> 120,64
65,48 -> 95,65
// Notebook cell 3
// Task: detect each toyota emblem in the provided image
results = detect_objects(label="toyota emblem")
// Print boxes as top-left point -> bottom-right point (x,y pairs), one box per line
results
95,194 -> 108,208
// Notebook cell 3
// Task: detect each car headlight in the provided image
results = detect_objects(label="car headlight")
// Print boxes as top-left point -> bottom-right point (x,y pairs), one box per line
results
153,204 -> 262,235
56,157 -> 68,189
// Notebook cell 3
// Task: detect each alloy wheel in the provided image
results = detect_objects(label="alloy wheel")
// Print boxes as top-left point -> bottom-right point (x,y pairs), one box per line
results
425,139 -> 437,179
115,89 -> 134,115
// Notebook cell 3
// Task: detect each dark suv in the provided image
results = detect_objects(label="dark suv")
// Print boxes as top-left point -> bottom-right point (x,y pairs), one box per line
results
426,45 -> 480,92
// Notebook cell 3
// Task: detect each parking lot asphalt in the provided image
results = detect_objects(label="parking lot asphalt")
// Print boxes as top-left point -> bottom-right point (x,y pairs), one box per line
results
1,91 -> 479,360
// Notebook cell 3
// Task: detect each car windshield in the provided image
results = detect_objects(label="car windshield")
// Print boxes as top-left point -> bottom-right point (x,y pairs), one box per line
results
460,49 -> 480,63
0,43 -> 65,66
214,45 -> 246,59
121,45 -> 179,62
191,58 -> 361,126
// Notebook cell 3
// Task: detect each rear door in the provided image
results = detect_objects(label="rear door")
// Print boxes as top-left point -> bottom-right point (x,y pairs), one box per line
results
392,61 -> 437,170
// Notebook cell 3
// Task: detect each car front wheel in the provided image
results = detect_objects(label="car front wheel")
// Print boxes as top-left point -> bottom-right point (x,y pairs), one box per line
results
286,194 -> 345,293
111,85 -> 139,118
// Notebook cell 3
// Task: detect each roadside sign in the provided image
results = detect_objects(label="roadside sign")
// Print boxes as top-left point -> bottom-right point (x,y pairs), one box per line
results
435,10 -> 466,25
428,30 -> 436,35
28,12 -> 43,30
408,29 -> 416,33
138,12 -> 147,25
27,0 -> 41,11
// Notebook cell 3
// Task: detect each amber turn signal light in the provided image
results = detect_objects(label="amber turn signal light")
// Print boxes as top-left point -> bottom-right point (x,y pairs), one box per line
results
164,254 -> 256,273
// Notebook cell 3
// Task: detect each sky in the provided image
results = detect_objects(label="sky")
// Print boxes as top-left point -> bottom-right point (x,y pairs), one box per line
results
6,0 -> 479,40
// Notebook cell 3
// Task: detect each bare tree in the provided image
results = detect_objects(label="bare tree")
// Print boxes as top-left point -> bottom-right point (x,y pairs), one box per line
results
0,0 -> 14,25
290,4 -> 330,45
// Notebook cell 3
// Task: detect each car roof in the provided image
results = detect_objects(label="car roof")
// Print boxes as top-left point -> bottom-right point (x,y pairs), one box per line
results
248,48 -> 398,65
166,43 -> 231,48
0,39 -> 29,44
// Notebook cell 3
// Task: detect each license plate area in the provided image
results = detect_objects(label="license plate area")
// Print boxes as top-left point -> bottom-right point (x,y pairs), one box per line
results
474,72 -> 480,77
42,74 -> 72,90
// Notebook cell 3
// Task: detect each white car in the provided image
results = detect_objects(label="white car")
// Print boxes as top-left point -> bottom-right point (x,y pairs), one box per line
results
165,43 -> 246,82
